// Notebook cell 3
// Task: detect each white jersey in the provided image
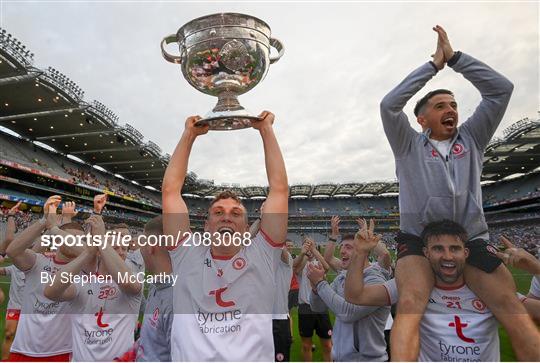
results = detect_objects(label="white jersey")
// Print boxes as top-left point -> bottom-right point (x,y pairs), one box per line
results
126,249 -> 145,274
169,230 -> 283,361
69,276 -> 142,361
297,259 -> 319,305
272,252 -> 293,319
384,312 -> 394,330
529,275 -> 540,298
10,253 -> 72,357
4,264 -> 25,310
384,279 -> 499,362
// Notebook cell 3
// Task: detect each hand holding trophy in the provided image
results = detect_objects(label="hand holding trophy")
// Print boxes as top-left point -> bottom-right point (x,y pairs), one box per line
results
161,13 -> 284,130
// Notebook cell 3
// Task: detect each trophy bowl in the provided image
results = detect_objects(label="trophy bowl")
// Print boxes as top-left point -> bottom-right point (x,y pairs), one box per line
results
161,13 -> 284,130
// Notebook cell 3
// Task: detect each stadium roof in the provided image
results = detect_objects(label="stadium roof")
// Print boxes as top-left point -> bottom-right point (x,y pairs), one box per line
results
0,28 -> 169,190
483,117 -> 540,180
0,28 -> 538,198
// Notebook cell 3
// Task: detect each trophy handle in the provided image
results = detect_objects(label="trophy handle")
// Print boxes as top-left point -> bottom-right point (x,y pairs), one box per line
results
269,37 -> 285,64
161,34 -> 182,64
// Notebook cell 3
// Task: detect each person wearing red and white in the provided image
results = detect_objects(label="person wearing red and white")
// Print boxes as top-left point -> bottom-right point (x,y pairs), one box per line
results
0,201 -> 26,359
344,220 -> 529,362
162,111 -> 288,361
44,197 -> 142,362
5,196 -> 86,361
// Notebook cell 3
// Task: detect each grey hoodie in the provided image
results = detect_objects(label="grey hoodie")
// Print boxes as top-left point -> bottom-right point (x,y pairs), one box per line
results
380,52 -> 513,239
310,265 -> 390,361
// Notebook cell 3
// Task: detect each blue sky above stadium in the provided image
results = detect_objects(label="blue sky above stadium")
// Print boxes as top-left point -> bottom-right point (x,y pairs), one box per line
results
1,2 -> 538,186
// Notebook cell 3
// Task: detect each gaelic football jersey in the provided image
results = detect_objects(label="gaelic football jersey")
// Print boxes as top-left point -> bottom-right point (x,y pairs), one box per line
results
4,264 -> 25,310
298,260 -> 319,305
272,253 -> 293,319
69,276 -> 142,361
169,230 -> 283,361
384,279 -> 499,362
529,276 -> 540,298
10,253 -> 72,357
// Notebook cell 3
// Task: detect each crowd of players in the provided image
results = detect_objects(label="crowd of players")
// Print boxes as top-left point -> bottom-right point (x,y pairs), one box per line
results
0,194 -> 538,362
0,25 -> 538,362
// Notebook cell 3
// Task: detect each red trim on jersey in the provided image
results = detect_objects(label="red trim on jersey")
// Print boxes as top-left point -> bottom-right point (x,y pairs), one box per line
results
211,251 -> 234,260
8,352 -> 71,361
6,309 -> 20,321
259,228 -> 284,247
434,282 -> 466,290
520,297 -> 528,303
52,256 -> 69,265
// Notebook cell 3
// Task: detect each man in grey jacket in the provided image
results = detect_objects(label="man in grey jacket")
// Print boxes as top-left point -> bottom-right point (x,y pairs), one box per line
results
379,25 -> 540,360
307,232 -> 390,361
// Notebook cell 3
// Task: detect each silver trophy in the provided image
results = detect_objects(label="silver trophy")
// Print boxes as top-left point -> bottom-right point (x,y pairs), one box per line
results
161,13 -> 284,130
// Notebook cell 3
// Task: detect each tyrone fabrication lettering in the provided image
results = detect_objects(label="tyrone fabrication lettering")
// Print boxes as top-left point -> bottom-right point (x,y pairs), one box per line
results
197,309 -> 242,334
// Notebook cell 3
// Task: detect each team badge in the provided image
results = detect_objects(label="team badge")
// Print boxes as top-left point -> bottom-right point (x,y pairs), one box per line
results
233,257 -> 246,270
452,143 -> 464,155
472,298 -> 486,311
486,244 -> 498,255
149,307 -> 160,328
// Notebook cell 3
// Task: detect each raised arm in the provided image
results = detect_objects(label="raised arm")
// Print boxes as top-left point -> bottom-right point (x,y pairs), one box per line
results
433,26 -> 514,150
252,111 -> 289,244
161,116 -> 208,248
0,202 -> 21,254
344,220 -> 389,306
87,215 -> 142,295
307,241 -> 330,273
293,240 -> 310,275
59,201 -> 78,225
495,236 -> 540,275
44,248 -> 97,302
7,196 -> 61,271
380,58 -> 440,157
324,216 -> 343,273
309,263 -> 385,322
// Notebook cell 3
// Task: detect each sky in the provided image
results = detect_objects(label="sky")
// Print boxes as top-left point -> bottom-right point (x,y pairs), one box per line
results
1,1 -> 538,187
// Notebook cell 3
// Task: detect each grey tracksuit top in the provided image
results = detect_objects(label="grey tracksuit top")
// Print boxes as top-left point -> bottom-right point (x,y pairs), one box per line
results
380,52 -> 514,239
310,266 -> 391,361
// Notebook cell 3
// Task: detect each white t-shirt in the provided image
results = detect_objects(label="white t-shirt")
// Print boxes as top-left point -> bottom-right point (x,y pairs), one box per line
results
529,275 -> 540,298
272,252 -> 293,320
169,230 -> 283,361
10,253 -> 72,357
69,276 -> 142,361
431,138 -> 452,158
297,259 -> 319,305
4,264 -> 25,310
384,279 -> 499,362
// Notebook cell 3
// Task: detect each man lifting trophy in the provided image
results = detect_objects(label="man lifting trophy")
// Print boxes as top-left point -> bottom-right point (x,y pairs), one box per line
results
161,13 -> 284,130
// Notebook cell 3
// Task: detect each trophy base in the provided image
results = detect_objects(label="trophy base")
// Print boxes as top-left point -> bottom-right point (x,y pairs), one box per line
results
196,110 -> 261,131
